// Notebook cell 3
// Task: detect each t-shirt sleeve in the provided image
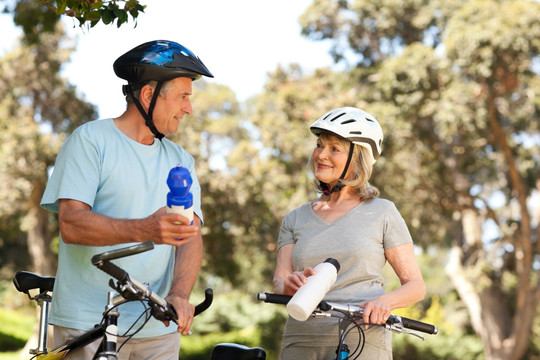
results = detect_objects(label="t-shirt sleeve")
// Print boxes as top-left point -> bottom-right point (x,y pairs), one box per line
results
41,128 -> 100,213
382,201 -> 413,249
277,211 -> 296,251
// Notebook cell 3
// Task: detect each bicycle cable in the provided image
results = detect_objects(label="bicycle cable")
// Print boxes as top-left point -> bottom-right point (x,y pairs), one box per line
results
99,300 -> 153,353
116,302 -> 153,352
337,311 -> 365,360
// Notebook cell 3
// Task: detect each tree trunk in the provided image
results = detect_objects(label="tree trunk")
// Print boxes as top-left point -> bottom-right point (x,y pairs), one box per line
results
20,180 -> 57,356
446,209 -> 537,360
26,180 -> 57,275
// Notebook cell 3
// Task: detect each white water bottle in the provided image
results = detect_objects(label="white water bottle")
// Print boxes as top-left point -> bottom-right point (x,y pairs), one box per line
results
286,258 -> 340,321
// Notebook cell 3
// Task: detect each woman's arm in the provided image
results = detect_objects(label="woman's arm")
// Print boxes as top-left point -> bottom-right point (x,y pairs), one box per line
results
360,242 -> 426,325
273,244 -> 315,295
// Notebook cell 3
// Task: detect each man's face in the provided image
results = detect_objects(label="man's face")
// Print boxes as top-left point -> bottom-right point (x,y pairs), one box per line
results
152,77 -> 193,136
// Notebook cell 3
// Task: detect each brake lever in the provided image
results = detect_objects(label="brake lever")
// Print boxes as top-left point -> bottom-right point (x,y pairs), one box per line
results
385,323 -> 425,340
311,310 -> 332,318
149,301 -> 178,324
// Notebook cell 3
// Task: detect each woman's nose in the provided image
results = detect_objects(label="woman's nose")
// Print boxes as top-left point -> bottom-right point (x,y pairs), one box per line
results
317,147 -> 330,159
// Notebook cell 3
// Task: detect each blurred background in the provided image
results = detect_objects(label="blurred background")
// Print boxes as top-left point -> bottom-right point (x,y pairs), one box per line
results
0,0 -> 539,359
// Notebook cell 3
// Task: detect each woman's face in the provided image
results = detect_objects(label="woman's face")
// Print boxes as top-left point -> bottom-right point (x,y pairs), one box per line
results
312,135 -> 350,187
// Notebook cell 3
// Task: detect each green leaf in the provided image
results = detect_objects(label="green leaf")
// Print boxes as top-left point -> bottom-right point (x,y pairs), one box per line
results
91,1 -> 104,10
84,10 -> 101,22
56,0 -> 67,15
101,8 -> 115,25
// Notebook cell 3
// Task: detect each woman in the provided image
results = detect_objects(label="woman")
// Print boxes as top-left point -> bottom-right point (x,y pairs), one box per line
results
273,107 -> 426,359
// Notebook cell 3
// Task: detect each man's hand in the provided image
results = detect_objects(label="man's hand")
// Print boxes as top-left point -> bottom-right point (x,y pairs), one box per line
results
164,295 -> 195,335
141,207 -> 200,246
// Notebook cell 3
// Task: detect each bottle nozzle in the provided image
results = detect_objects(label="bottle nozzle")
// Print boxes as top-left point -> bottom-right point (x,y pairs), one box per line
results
323,258 -> 340,273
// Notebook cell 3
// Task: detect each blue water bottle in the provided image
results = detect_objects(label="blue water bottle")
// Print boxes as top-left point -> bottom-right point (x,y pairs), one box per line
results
166,165 -> 194,225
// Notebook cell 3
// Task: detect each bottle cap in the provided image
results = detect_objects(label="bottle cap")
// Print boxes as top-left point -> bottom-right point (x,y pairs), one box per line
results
323,258 -> 340,273
167,165 -> 193,208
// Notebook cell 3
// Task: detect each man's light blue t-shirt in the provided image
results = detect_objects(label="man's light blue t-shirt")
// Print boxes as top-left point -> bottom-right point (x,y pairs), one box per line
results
41,118 -> 203,338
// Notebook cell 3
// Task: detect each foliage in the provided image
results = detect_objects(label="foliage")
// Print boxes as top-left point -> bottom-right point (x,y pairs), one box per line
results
0,26 -> 96,277
1,1 -> 540,359
1,0 -> 145,44
51,0 -> 145,28
297,0 -> 540,358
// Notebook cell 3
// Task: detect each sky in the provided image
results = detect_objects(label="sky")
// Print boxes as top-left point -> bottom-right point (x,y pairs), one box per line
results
0,0 -> 334,118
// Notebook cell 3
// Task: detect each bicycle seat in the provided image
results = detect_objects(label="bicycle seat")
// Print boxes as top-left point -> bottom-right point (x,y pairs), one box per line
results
210,343 -> 266,360
13,271 -> 55,294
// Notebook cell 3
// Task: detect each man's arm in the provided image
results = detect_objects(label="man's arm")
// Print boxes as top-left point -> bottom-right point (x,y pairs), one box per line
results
165,215 -> 203,335
58,198 -> 199,246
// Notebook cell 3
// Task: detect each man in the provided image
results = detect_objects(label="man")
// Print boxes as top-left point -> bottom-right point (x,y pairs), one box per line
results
41,40 -> 213,359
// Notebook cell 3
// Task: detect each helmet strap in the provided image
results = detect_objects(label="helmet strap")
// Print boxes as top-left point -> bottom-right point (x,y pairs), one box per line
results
320,181 -> 345,196
319,142 -> 354,196
126,83 -> 166,140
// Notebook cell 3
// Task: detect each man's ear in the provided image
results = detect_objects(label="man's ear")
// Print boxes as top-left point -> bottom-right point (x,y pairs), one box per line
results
139,85 -> 155,109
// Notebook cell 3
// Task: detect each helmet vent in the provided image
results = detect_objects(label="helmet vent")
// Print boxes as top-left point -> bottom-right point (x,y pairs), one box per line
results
329,113 -> 346,122
351,131 -> 363,135
341,119 -> 356,125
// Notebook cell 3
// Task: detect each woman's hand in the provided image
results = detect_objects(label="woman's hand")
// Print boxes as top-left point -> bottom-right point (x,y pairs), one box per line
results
283,268 -> 316,295
358,297 -> 392,329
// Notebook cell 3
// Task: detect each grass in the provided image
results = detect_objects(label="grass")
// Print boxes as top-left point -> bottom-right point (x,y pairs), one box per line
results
0,307 -> 34,359
0,352 -> 22,360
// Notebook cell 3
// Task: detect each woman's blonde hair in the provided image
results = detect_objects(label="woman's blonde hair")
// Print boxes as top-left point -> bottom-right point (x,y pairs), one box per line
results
309,131 -> 379,202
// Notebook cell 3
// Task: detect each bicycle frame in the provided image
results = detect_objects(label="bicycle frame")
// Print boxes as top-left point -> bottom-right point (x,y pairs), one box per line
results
14,242 -> 266,360
13,242 -> 213,360
21,281 -> 131,359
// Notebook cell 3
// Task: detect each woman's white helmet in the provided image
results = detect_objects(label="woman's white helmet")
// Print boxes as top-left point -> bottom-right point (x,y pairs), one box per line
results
310,107 -> 383,165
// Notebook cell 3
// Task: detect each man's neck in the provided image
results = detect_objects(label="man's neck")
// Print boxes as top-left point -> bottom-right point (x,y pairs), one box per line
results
113,106 -> 155,145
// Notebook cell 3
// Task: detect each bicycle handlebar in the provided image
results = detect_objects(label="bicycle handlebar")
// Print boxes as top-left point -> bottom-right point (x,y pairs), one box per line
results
324,301 -> 438,335
91,241 -> 154,264
257,292 -> 438,336
92,242 -> 213,323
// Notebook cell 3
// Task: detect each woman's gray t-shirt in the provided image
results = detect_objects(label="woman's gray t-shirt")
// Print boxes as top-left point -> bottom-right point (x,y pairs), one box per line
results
277,197 -> 413,353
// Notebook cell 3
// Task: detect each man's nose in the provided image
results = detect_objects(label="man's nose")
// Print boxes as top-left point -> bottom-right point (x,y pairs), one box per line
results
183,99 -> 192,115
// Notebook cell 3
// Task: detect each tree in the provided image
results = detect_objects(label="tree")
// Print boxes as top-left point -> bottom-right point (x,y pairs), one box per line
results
0,26 -> 97,276
299,0 -> 540,359
1,0 -> 145,44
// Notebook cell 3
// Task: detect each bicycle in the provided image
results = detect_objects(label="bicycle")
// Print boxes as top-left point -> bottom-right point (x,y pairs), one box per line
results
257,292 -> 438,360
13,241 -> 266,360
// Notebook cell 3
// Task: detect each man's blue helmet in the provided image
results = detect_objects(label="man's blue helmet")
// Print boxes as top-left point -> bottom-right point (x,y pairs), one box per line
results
114,40 -> 214,84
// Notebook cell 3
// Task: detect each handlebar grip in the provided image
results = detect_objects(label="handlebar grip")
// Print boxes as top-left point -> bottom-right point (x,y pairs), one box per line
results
194,288 -> 213,316
396,316 -> 438,335
257,292 -> 292,305
160,288 -> 213,323
94,260 -> 128,282
91,241 -> 154,265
